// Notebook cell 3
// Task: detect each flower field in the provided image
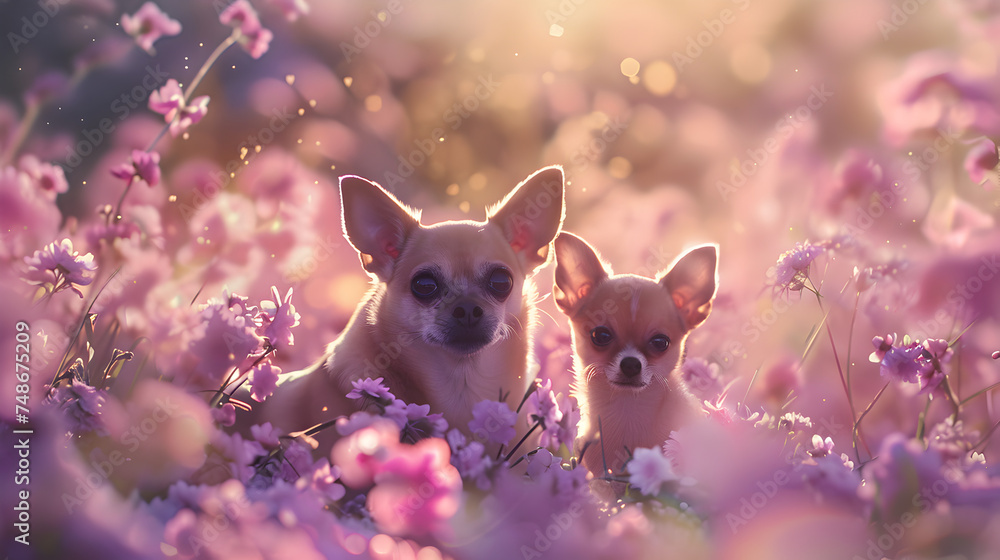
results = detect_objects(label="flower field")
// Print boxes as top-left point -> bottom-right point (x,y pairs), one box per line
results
2,1 -> 1000,559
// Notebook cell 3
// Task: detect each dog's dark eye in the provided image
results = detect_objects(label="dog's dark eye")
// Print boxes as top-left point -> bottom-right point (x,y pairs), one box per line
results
487,268 -> 513,299
649,334 -> 670,353
411,274 -> 439,299
591,326 -> 613,347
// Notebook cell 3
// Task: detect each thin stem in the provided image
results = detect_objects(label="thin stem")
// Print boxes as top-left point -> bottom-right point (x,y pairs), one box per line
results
808,281 -> 864,456
0,102 -> 40,167
503,420 -> 540,463
115,30 -> 240,221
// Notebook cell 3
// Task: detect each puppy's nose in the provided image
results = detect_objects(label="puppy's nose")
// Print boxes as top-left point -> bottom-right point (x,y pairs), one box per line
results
452,299 -> 484,328
620,357 -> 642,378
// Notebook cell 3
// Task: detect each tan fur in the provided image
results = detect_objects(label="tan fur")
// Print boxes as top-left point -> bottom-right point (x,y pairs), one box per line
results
237,167 -> 564,452
553,232 -> 718,480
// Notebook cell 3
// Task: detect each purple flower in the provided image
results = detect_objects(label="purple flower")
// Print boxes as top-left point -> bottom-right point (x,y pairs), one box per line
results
772,241 -> 825,296
212,402 -> 237,427
468,400 -> 518,445
148,79 -> 210,137
121,2 -> 182,55
448,429 -> 494,490
250,422 -> 282,448
19,155 -> 68,201
257,286 -> 300,349
185,290 -> 265,387
24,238 -> 97,297
46,378 -> 109,435
526,378 -> 563,431
964,138 -> 999,188
219,0 -> 273,59
346,377 -> 395,406
111,150 -> 161,188
870,334 -> 952,394
249,361 -> 281,402
525,448 -> 556,480
628,447 -> 678,496
680,358 -> 724,402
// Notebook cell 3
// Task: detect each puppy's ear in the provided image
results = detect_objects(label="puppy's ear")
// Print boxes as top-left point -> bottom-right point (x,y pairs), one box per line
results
340,175 -> 421,281
658,244 -> 719,330
488,166 -> 565,272
553,232 -> 609,316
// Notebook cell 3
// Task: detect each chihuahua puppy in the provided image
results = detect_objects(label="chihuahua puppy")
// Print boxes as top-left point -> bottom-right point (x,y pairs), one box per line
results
553,232 -> 718,480
249,167 -> 565,449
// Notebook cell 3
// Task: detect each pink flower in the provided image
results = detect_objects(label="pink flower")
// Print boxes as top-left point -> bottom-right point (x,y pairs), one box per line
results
628,447 -> 678,496
240,26 -> 273,59
964,138 -> 999,188
257,286 -> 300,348
249,361 -> 281,402
367,437 -> 462,536
879,51 -> 1000,145
870,334 -> 953,395
24,238 -> 97,297
185,289 -> 265,387
110,149 -> 161,188
251,421 -> 283,448
219,0 -> 273,59
680,358 -> 724,402
148,79 -> 210,137
121,2 -> 182,55
45,378 -> 111,435
468,400 -> 518,445
19,155 -> 67,201
269,0 -> 310,21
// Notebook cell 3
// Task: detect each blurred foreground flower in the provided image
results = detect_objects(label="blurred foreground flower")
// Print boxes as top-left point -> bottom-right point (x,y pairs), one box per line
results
964,137 -> 1000,188
121,2 -> 181,55
628,447 -> 678,496
24,238 -> 97,297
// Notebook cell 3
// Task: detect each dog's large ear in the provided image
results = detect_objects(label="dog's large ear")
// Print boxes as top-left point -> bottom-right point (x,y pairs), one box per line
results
553,232 -> 609,316
487,166 -> 565,272
658,244 -> 719,331
340,175 -> 421,281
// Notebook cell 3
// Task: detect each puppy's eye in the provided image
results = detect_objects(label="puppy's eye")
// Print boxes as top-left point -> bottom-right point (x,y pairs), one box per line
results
649,334 -> 670,353
411,274 -> 439,299
591,326 -> 614,347
487,268 -> 513,298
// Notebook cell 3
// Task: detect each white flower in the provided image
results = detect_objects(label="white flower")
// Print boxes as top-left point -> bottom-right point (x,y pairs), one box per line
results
628,447 -> 678,496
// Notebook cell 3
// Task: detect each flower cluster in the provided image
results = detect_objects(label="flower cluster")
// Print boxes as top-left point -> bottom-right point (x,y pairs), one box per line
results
871,333 -> 953,395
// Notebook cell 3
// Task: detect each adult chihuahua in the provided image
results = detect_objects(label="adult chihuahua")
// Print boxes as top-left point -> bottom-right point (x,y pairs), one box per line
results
553,231 -> 718,480
250,167 -> 565,447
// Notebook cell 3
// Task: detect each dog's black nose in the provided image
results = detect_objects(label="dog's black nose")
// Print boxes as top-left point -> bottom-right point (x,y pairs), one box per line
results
452,300 -> 484,328
620,357 -> 642,377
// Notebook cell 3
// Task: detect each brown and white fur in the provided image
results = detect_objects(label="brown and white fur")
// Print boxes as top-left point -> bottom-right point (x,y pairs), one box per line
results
240,167 -> 565,451
552,232 -> 718,480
